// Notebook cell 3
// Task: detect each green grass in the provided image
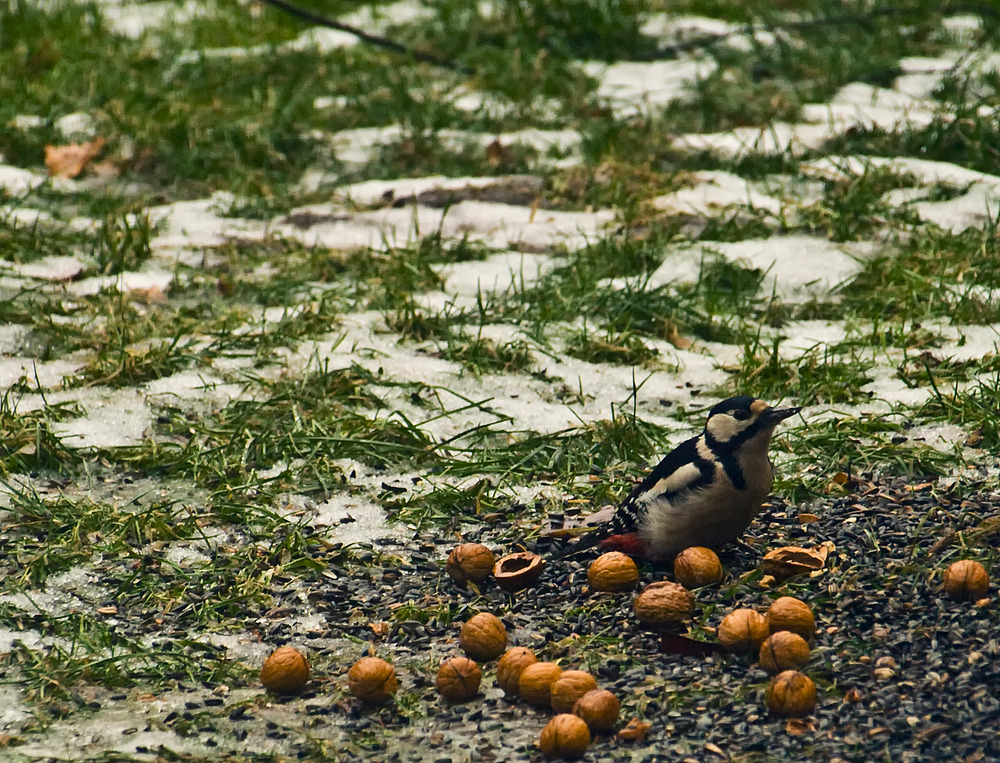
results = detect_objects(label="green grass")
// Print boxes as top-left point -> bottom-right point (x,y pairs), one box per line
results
4,0 -> 1000,756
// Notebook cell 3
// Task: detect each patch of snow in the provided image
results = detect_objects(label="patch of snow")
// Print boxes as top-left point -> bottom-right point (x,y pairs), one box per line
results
7,255 -> 86,282
0,357 -> 82,390
164,542 -> 212,567
652,171 -> 784,215
279,198 -> 614,253
0,164 -> 73,195
638,236 -> 869,302
54,112 -> 96,140
311,493 -> 406,545
434,251 -> 553,296
10,114 -> 45,130
335,175 -> 512,206
586,58 -> 718,114
49,387 -> 151,449
65,268 -> 175,298
147,195 -> 268,250
101,0 -> 204,38
145,370 -> 243,407
777,320 -> 851,358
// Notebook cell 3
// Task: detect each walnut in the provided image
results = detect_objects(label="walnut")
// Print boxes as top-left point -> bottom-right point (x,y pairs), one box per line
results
446,543 -> 495,586
587,551 -> 639,592
459,612 -> 507,661
717,608 -> 769,655
765,596 -> 815,642
766,670 -> 817,717
633,580 -> 694,628
347,657 -> 397,705
260,646 -> 310,695
496,647 -> 537,696
493,551 -> 545,592
539,713 -> 591,760
435,656 -> 481,702
673,546 -> 723,589
943,559 -> 990,601
758,631 -> 811,674
550,669 -> 598,713
518,661 -> 564,707
572,689 -> 620,734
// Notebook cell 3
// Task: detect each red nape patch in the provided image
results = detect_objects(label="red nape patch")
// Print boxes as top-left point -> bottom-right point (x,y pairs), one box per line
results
599,533 -> 648,558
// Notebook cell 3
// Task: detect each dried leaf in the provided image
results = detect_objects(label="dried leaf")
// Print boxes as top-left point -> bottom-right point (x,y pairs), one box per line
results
369,621 -> 389,637
664,321 -> 693,350
797,513 -> 820,524
785,718 -> 815,735
762,543 -> 834,582
831,471 -> 850,485
44,136 -> 105,178
617,718 -> 651,742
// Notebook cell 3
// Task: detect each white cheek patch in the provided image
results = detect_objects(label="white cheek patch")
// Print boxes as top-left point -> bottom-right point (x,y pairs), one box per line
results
707,414 -> 743,442
638,462 -> 704,503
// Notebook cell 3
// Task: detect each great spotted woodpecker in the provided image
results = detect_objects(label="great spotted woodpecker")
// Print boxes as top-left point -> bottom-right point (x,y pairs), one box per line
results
599,396 -> 800,561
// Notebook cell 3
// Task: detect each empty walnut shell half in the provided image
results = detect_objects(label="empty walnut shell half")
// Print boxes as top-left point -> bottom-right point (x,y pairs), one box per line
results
493,551 -> 545,592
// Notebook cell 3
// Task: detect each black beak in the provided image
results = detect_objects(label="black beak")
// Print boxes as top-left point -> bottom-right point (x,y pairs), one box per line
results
762,406 -> 800,424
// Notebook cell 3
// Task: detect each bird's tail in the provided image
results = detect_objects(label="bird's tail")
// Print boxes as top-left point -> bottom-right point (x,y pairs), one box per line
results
539,504 -> 649,559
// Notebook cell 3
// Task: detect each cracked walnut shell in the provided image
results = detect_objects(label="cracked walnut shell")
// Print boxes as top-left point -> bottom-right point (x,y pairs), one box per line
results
587,551 -> 639,592
347,657 -> 398,705
260,646 -> 310,695
446,543 -> 496,586
459,612 -> 507,661
718,608 -> 769,655
539,713 -> 591,760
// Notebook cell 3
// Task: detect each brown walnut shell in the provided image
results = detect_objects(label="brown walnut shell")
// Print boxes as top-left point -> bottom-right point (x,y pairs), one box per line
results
587,551 -> 639,592
446,543 -> 496,586
539,713 -> 591,760
766,596 -> 815,642
493,551 -> 545,592
347,657 -> 397,705
673,546 -> 724,589
766,670 -> 817,717
550,669 -> 598,714
518,661 -> 563,707
260,646 -> 310,695
717,608 -> 769,655
435,656 -> 482,702
633,580 -> 695,628
459,612 -> 507,661
758,631 -> 811,674
496,647 -> 538,696
943,559 -> 990,601
572,689 -> 620,734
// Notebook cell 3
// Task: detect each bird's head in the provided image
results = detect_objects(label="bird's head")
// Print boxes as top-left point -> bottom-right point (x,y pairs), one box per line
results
703,396 -> 800,451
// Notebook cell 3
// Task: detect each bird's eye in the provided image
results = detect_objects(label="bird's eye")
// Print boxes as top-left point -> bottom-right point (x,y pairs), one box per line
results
732,410 -> 750,421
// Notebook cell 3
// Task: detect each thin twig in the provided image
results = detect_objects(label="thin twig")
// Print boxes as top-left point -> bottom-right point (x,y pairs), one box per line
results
256,0 -> 473,74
